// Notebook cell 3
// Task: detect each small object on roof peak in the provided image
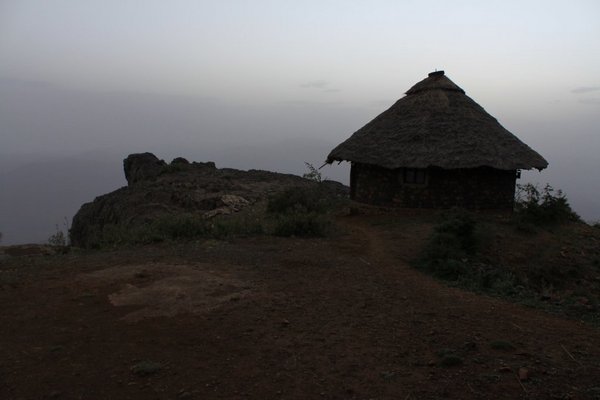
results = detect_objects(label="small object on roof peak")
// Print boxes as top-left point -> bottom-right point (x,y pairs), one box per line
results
428,70 -> 445,77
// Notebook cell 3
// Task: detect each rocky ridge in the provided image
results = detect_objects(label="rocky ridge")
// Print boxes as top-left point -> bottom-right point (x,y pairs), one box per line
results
70,153 -> 347,247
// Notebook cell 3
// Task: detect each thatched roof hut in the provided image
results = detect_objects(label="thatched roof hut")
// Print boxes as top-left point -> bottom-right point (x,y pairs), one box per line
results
327,71 -> 547,170
326,71 -> 548,209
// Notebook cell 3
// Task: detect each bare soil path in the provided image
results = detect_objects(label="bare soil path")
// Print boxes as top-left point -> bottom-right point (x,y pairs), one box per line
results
1,215 -> 599,400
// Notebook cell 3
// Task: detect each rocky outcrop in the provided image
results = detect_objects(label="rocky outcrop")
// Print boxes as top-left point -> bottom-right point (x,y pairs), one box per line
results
70,153 -> 348,248
123,153 -> 167,185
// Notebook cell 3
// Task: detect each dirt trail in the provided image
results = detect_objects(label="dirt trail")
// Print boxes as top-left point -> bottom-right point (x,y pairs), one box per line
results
1,215 -> 599,400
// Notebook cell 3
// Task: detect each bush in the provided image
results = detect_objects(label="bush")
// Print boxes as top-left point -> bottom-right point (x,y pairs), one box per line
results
302,162 -> 323,183
436,348 -> 464,367
131,360 -> 162,376
266,185 -> 338,237
48,230 -> 67,247
267,186 -> 333,215
417,211 -> 522,294
48,217 -> 70,247
211,216 -> 264,238
413,204 -> 599,324
489,340 -> 515,351
523,262 -> 582,290
83,213 -> 264,248
417,210 -> 481,280
514,183 -> 580,226
439,355 -> 463,367
272,212 -> 331,237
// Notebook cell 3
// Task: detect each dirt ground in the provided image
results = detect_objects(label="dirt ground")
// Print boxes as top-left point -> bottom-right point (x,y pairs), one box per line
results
1,214 -> 599,400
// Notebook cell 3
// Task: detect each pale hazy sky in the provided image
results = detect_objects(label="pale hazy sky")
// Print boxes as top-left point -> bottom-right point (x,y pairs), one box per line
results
2,1 -> 599,104
1,1 -> 599,243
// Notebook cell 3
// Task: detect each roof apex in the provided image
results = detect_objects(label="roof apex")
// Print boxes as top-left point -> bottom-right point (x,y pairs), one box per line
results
406,71 -> 465,95
428,70 -> 445,77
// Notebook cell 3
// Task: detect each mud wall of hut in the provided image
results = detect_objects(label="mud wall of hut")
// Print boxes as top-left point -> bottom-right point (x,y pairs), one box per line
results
350,163 -> 516,209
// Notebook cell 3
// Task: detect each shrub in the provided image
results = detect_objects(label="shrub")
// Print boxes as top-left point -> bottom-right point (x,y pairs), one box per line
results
302,162 -> 323,183
152,214 -> 211,239
267,186 -> 333,215
83,213 -> 265,248
211,216 -> 264,238
417,211 -> 525,295
48,217 -> 70,247
439,355 -> 463,367
418,210 -> 481,279
272,212 -> 331,237
523,262 -> 582,290
131,360 -> 162,376
514,183 -> 580,226
413,201 -> 598,324
48,230 -> 67,247
436,349 -> 463,367
433,210 -> 479,254
456,265 -> 521,296
267,185 -> 337,237
489,340 -> 516,351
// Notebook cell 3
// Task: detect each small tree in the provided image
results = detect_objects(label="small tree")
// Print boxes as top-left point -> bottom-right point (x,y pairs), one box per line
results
514,183 -> 579,225
48,229 -> 66,247
48,217 -> 70,247
302,162 -> 323,183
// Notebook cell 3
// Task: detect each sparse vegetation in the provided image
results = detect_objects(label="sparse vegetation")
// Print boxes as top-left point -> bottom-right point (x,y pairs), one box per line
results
48,230 -> 67,247
78,182 -> 344,247
415,201 -> 600,325
48,217 -> 70,247
84,212 -> 264,248
489,340 -> 516,351
131,360 -> 162,376
271,212 -> 331,237
267,186 -> 333,215
302,162 -> 323,183
267,185 -> 337,237
436,349 -> 464,367
513,183 -> 580,229
417,209 -> 482,280
439,354 -> 463,367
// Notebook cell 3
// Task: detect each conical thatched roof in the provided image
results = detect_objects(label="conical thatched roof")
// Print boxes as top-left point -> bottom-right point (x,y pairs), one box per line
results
327,71 -> 548,170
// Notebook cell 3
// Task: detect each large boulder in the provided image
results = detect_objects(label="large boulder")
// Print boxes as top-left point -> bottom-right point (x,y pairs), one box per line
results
123,153 -> 166,185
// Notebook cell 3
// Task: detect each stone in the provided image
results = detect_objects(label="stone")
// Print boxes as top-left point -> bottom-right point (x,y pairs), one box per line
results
518,367 -> 529,381
220,195 -> 250,211
123,152 -> 166,185
171,157 -> 189,165
192,161 -> 216,169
